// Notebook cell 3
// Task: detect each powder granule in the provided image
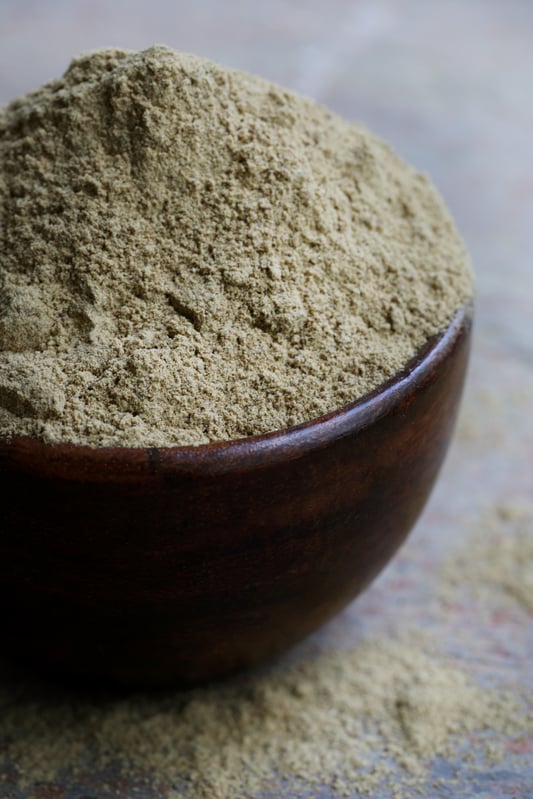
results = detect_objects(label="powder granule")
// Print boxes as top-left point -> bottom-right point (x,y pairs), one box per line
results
0,45 -> 473,447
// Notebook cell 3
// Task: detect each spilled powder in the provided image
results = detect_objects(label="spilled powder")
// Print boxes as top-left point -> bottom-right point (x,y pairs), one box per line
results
1,503 -> 531,799
0,636 -> 524,799
0,45 -> 473,447
440,504 -> 533,613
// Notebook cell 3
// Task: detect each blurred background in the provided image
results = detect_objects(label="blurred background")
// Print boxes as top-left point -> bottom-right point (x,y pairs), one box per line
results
1,1 -> 532,796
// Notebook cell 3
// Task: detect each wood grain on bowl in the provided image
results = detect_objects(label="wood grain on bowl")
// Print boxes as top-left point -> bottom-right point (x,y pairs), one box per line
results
0,306 -> 472,686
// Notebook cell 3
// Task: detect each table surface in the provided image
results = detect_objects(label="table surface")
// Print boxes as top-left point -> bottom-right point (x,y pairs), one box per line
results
0,1 -> 532,798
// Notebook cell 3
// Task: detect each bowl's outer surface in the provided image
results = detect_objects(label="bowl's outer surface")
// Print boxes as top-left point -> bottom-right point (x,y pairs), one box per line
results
0,307 -> 472,686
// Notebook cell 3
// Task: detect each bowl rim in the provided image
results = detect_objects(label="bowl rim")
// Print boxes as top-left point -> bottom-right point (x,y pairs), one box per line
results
0,304 -> 472,478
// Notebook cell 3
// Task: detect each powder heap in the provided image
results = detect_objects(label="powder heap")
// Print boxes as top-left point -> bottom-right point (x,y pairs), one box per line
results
0,45 -> 473,447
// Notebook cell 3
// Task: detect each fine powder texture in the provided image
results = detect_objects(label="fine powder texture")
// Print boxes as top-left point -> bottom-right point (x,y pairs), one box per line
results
0,505 -> 530,798
0,45 -> 473,447
0,635 -> 521,799
0,637 -> 525,798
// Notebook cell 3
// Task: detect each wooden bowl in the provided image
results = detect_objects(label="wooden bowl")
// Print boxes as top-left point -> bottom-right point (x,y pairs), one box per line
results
0,306 -> 472,686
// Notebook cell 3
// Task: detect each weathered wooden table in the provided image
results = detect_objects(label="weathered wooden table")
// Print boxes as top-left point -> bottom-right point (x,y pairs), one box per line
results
1,1 -> 531,797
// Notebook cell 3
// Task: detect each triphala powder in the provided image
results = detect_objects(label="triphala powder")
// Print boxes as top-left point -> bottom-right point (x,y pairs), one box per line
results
0,45 -> 472,447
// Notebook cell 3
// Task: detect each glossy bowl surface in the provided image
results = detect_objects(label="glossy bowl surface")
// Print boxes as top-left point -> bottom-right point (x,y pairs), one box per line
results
0,306 -> 472,686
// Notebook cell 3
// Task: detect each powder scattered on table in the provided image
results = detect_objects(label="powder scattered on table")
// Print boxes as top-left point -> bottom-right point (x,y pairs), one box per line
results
0,635 -> 524,799
441,504 -> 533,613
0,45 -> 473,447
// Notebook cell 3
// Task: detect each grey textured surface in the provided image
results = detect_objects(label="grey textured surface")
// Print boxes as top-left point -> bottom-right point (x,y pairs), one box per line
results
0,1 -> 532,797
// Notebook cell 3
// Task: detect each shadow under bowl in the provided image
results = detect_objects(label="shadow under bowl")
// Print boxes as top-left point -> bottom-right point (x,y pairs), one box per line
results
0,305 -> 472,687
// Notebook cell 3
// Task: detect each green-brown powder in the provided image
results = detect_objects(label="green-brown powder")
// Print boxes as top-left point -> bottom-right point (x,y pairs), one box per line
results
440,504 -> 533,614
0,634 -> 525,799
0,45 -> 473,447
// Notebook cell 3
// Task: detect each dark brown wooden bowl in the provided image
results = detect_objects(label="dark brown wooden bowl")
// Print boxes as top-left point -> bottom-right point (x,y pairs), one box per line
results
0,305 -> 472,687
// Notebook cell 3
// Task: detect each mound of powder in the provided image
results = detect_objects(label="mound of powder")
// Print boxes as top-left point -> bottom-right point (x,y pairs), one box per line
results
0,45 -> 473,447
